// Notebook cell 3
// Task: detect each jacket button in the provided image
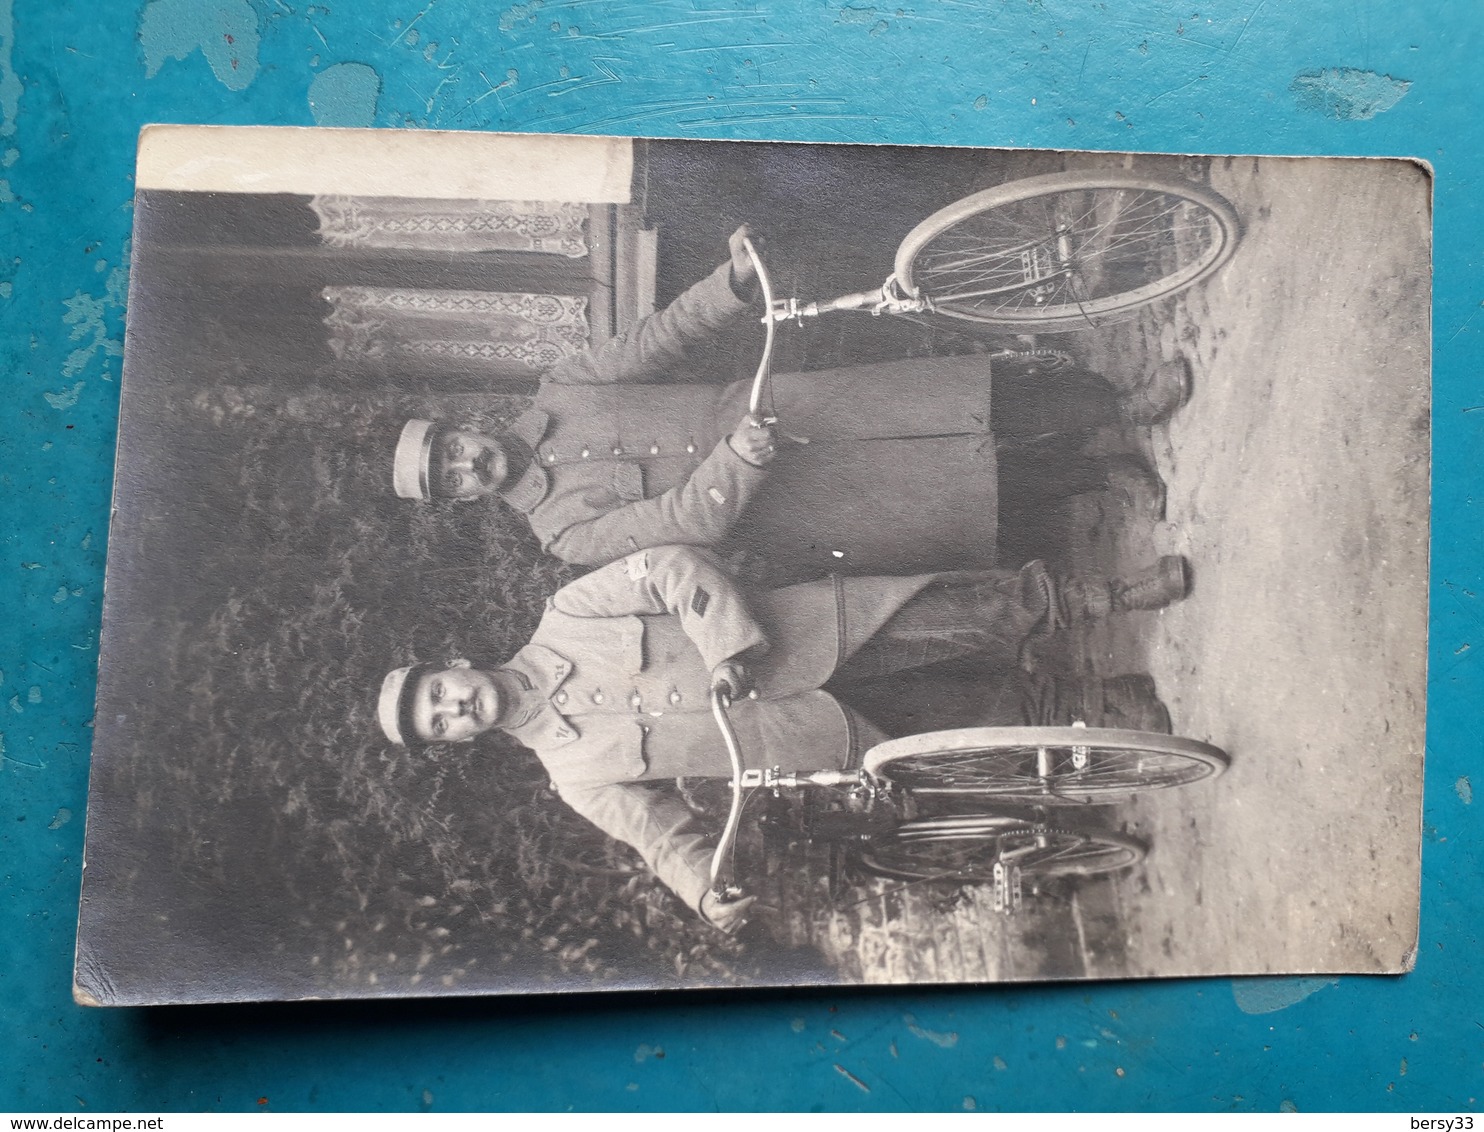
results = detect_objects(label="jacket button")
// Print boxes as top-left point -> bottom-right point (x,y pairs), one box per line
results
612,446 -> 623,456
592,691 -> 604,704
555,691 -> 568,705
543,451 -> 556,463
650,444 -> 660,455
686,443 -> 697,454
629,692 -> 642,709
580,448 -> 590,459
669,690 -> 682,705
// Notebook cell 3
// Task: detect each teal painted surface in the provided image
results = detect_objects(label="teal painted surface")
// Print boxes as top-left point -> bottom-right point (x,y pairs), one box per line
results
1,0 -> 1478,1111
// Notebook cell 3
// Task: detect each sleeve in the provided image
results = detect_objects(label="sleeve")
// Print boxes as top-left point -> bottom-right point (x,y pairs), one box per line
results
544,261 -> 752,386
545,436 -> 768,566
555,781 -> 713,914
549,544 -> 768,670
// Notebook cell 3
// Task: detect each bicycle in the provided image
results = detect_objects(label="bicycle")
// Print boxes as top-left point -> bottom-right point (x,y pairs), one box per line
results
699,178 -> 1238,914
707,689 -> 1228,917
756,168 -> 1239,334
742,166 -> 1239,422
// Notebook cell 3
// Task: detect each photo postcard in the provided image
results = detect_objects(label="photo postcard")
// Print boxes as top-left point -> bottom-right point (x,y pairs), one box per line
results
74,125 -> 1430,1005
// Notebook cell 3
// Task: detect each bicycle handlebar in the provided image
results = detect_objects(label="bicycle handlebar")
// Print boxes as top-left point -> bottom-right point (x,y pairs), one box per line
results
708,686 -> 748,899
742,236 -> 777,423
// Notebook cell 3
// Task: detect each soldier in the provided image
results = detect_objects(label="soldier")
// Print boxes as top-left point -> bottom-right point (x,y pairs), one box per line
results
390,226 -> 1188,585
377,544 -> 1191,931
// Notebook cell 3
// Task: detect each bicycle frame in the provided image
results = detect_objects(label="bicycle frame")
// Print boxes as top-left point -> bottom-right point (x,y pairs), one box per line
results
764,275 -> 933,324
739,237 -> 1076,431
747,225 -> 1083,338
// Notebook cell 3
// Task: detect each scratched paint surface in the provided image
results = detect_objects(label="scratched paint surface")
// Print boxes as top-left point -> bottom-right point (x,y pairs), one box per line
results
1,0 -> 1480,1113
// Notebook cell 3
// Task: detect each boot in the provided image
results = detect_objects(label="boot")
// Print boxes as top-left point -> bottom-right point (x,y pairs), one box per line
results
1088,673 -> 1173,734
1060,555 -> 1191,622
1110,554 -> 1191,612
1120,356 -> 1192,426
1100,454 -> 1167,520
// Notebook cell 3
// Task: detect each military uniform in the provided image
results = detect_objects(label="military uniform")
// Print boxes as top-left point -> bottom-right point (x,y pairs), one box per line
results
496,262 -> 1002,584
497,544 -> 1056,915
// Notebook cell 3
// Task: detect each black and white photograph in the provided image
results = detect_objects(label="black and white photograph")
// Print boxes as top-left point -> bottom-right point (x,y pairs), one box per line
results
74,126 -> 1430,1005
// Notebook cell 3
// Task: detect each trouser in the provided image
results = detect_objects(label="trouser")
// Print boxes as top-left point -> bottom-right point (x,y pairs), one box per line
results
990,364 -> 1136,561
825,562 -> 1081,759
836,667 -> 1099,747
991,363 -> 1125,442
832,561 -> 1063,682
994,364 -> 1131,511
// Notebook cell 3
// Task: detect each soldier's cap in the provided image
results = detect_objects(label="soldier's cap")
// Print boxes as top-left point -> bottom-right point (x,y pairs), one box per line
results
378,662 -> 437,746
391,419 -> 439,501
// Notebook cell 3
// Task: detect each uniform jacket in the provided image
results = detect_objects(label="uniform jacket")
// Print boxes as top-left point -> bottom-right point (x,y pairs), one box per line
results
497,263 -> 1000,583
498,544 -> 935,914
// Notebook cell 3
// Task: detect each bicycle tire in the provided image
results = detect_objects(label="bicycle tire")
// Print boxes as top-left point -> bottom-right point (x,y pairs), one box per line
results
864,726 -> 1229,803
860,816 -> 1146,882
894,170 -> 1241,331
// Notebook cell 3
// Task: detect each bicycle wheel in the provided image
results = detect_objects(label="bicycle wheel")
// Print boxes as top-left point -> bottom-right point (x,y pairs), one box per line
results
864,726 -> 1228,804
894,170 -> 1241,331
860,816 -> 1146,882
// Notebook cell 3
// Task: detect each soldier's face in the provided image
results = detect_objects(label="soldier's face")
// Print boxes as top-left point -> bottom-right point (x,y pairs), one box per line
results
434,430 -> 509,499
408,665 -> 502,743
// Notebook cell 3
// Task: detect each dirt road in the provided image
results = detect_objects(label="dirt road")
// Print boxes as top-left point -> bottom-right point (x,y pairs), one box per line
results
703,148 -> 1429,985
1069,153 -> 1430,977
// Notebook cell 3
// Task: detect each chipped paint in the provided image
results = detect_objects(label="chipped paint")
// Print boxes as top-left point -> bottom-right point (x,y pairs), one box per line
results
141,0 -> 261,91
0,0 -> 19,205
48,807 -> 71,830
903,1013 -> 959,1048
1232,975 -> 1339,1014
0,0 -> 17,135
44,382 -> 84,410
837,5 -> 887,34
1455,776 -> 1472,805
1290,68 -> 1410,120
309,63 -> 382,126
499,1 -> 544,34
60,240 -> 128,386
